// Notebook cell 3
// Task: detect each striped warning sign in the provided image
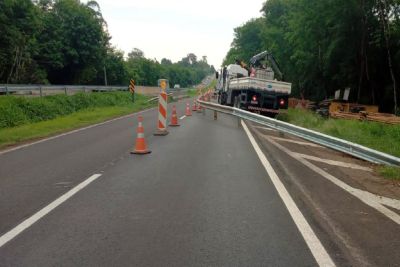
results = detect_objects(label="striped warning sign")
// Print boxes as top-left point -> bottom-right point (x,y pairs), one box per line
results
154,79 -> 169,136
129,79 -> 135,94
158,91 -> 167,130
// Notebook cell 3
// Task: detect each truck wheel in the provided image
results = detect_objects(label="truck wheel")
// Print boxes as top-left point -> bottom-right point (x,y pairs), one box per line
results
234,96 -> 240,109
220,93 -> 227,105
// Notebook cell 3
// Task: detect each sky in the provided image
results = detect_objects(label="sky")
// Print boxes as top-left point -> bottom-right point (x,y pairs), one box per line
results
85,0 -> 265,68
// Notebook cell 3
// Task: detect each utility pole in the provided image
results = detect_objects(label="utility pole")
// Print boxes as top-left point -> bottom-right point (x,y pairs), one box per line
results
103,65 -> 108,86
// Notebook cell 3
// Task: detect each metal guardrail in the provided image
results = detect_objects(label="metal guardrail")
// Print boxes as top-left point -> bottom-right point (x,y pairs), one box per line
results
0,84 -> 128,96
0,84 -> 192,97
198,100 -> 400,166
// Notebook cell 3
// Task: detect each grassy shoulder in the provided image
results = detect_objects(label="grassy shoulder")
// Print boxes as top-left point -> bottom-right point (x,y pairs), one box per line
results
0,93 -> 155,149
277,108 -> 400,180
378,166 -> 400,181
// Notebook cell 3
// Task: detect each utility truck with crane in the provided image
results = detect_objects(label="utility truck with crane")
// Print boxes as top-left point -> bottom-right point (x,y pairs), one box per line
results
216,51 -> 291,116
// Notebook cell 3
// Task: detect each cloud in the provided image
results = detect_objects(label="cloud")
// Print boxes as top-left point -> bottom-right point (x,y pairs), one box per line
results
84,0 -> 265,67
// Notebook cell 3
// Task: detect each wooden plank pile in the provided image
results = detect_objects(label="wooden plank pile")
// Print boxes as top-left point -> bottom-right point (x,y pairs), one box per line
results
360,112 -> 400,125
330,111 -> 400,125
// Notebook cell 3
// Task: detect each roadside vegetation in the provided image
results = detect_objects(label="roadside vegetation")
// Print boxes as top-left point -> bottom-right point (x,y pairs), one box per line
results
378,166 -> 400,181
224,0 -> 400,114
277,108 -> 400,180
277,108 -> 400,157
0,0 -> 214,87
0,93 -> 155,148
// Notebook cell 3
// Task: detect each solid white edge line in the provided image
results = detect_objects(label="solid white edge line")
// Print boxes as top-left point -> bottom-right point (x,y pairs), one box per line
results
180,115 -> 186,120
0,107 -> 157,156
0,173 -> 102,248
241,120 -> 336,267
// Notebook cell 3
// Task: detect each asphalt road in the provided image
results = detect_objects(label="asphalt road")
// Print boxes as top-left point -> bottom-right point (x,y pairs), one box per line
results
0,99 -> 399,266
0,100 -> 317,266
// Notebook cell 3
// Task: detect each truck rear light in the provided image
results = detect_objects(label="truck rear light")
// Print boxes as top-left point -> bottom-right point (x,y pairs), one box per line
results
252,95 -> 257,101
279,99 -> 285,106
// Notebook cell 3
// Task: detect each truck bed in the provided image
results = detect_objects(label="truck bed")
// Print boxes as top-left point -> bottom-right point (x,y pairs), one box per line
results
229,77 -> 292,94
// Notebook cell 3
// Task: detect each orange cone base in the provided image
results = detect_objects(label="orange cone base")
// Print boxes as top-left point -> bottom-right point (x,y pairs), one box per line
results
169,123 -> 180,127
154,130 -> 169,136
186,113 -> 192,116
131,149 -> 151,155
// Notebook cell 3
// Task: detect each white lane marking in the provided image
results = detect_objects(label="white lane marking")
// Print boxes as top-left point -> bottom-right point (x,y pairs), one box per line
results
0,174 -> 102,248
179,115 -> 186,120
0,107 -> 157,156
265,135 -> 324,148
242,120 -> 336,267
254,126 -> 277,132
293,153 -> 373,172
267,138 -> 400,223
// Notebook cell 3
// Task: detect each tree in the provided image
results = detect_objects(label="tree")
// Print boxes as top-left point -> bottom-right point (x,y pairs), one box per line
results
128,48 -> 145,60
224,0 -> 400,112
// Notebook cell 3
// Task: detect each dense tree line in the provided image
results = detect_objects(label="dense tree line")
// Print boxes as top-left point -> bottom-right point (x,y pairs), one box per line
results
125,50 -> 215,88
224,0 -> 400,113
0,0 -> 214,87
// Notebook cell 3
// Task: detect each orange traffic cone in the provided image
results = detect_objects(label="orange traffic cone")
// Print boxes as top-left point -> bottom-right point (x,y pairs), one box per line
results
185,102 -> 192,116
131,116 -> 151,154
169,105 -> 180,126
197,102 -> 202,112
192,100 -> 198,111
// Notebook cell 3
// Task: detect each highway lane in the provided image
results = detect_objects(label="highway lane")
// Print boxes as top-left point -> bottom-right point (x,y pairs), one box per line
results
0,104 -> 319,266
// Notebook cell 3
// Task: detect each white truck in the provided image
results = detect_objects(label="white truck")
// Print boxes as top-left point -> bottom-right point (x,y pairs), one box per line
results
216,51 -> 291,117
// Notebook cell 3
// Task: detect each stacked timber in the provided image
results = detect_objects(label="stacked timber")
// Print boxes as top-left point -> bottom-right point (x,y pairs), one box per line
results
330,111 -> 362,120
331,111 -> 400,124
360,112 -> 400,125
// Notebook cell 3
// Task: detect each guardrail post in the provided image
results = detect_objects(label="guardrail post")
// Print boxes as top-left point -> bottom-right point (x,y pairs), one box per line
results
83,86 -> 86,93
64,86 -> 67,95
39,86 -> 43,97
202,107 -> 206,116
214,110 -> 217,120
5,86 -> 8,95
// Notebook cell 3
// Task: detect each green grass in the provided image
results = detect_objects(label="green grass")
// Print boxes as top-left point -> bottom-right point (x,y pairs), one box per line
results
186,89 -> 198,97
277,108 -> 400,180
0,93 -> 155,149
378,166 -> 400,181
0,92 -> 138,128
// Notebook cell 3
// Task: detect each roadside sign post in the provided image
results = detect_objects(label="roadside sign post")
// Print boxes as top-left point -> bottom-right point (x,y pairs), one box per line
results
129,79 -> 135,103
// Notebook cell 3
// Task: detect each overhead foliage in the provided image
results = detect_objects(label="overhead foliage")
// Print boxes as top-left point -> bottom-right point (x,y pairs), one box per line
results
0,0 -> 213,87
223,0 -> 400,113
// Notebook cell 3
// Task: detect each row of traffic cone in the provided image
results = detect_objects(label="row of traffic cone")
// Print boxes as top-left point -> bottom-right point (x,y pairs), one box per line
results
131,101 -> 199,155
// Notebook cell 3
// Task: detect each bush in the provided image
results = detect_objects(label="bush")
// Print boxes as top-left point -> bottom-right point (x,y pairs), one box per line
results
0,92 -> 137,129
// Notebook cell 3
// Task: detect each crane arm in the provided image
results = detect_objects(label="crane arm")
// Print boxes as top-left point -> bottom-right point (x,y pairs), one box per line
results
249,51 -> 284,80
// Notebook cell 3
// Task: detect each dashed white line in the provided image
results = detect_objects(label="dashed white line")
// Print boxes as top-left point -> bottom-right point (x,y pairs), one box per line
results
179,115 -> 186,120
242,120 -> 336,267
0,174 -> 102,248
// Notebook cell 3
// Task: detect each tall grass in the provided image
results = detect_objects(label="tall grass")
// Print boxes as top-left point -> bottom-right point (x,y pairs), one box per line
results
0,93 -> 155,148
0,92 -> 140,128
277,108 -> 400,158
